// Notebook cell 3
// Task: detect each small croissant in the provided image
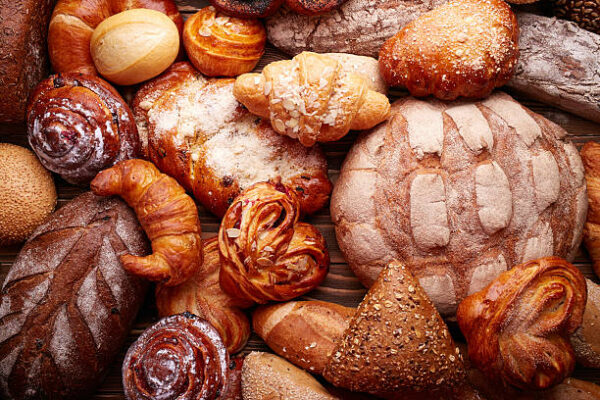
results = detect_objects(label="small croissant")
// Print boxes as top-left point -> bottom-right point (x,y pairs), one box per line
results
91,159 -> 203,286
233,52 -> 391,147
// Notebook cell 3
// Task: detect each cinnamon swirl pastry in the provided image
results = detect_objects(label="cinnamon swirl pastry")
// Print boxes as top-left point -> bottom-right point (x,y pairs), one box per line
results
156,237 -> 250,353
27,73 -> 140,185
123,313 -> 235,400
219,182 -> 329,304
457,257 -> 587,390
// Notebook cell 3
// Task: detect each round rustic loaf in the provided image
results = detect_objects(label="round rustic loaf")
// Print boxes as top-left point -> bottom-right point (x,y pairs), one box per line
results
331,92 -> 587,315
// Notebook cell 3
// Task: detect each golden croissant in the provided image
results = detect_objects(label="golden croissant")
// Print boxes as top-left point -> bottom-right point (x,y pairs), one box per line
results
457,257 -> 586,391
91,159 -> 203,286
233,52 -> 391,146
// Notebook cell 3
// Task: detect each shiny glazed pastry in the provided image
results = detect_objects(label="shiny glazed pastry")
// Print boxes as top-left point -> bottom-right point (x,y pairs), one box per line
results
122,313 -> 238,400
48,0 -> 182,76
219,182 -> 329,304
183,7 -> 266,77
379,0 -> 519,100
132,62 -> 332,217
90,9 -> 180,85
27,73 -> 140,185
234,52 -> 391,146
156,237 -> 250,353
91,159 -> 202,287
581,142 -> 600,277
457,257 -> 587,390
331,92 -> 587,316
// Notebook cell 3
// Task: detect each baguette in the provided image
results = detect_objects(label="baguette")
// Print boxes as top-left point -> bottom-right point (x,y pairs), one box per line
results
253,301 -> 354,374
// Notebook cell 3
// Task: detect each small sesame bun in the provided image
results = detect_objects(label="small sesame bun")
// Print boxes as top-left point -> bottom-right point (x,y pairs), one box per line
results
0,143 -> 56,246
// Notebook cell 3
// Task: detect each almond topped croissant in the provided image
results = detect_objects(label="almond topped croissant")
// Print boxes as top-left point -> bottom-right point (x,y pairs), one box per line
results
218,181 -> 329,304
457,257 -> 587,391
233,52 -> 391,146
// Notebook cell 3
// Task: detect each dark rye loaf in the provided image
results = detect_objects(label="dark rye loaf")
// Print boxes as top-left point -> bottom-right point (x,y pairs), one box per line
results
0,0 -> 55,123
0,192 -> 150,400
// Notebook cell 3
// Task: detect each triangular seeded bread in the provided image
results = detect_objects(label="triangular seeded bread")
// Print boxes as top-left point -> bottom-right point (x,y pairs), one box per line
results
322,261 -> 465,398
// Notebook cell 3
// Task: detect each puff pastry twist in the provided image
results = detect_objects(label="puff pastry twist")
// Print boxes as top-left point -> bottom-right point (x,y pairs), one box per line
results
457,257 -> 587,390
218,182 -> 329,304
234,52 -> 390,146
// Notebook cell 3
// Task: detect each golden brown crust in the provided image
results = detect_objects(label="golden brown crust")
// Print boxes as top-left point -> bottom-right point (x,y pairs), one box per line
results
219,182 -> 329,304
379,0 -> 519,100
234,52 -> 390,146
48,0 -> 183,76
91,159 -> 203,287
323,261 -> 465,398
27,73 -> 140,185
571,279 -> 600,368
184,7 -> 266,77
582,141 -> 600,277
457,257 -> 587,390
132,62 -> 332,217
155,237 -> 250,354
253,301 -> 354,374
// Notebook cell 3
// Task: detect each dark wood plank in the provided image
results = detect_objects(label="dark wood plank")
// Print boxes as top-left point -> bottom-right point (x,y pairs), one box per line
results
1,0 -> 600,398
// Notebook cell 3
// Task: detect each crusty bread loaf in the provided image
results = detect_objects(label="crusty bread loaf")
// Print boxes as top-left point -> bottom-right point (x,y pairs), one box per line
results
571,279 -> 600,368
0,0 -> 55,122
266,0 -> 446,57
0,192 -> 149,400
507,13 -> 600,123
253,301 -> 354,374
242,352 -> 340,400
332,92 -> 587,316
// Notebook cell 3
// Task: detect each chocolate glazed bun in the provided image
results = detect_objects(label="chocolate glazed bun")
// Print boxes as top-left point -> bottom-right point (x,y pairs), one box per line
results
27,73 -> 141,185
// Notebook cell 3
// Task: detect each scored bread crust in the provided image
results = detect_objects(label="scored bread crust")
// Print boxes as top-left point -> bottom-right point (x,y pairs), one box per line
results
132,62 -> 332,217
331,92 -> 587,316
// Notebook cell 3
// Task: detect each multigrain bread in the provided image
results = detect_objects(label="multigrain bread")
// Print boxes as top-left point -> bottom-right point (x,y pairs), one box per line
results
0,0 -> 54,122
379,0 -> 519,100
323,261 -> 466,398
266,0 -> 446,57
253,301 -> 354,374
132,62 -> 332,217
242,352 -> 340,400
0,192 -> 149,400
332,92 -> 587,315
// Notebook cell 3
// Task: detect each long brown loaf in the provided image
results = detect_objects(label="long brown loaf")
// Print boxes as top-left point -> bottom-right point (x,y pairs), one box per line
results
0,192 -> 149,400
0,0 -> 55,122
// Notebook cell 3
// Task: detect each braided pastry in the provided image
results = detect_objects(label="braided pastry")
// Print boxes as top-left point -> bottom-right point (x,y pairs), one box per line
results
581,142 -> 600,278
457,257 -> 587,390
219,182 -> 329,304
156,237 -> 251,353
234,52 -> 391,146
27,73 -> 140,185
91,159 -> 202,287
183,7 -> 266,77
123,313 -> 236,400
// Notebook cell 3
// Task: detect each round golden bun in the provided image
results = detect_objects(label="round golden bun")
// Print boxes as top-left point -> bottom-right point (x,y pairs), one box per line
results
0,143 -> 56,246
90,9 -> 180,86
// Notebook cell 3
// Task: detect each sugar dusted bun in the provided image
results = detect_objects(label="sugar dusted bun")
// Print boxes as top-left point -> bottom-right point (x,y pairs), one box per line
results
90,9 -> 180,85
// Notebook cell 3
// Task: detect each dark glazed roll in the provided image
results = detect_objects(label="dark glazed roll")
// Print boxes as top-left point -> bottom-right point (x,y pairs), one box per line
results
219,182 -> 329,304
27,73 -> 140,185
123,313 -> 233,400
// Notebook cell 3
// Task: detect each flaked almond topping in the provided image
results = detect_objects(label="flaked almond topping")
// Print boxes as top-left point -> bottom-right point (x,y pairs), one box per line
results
282,99 -> 295,111
254,76 -> 261,85
264,81 -> 272,96
408,285 -> 415,293
198,27 -> 212,37
286,118 -> 298,128
256,257 -> 274,267
274,119 -> 285,132
264,245 -> 274,252
226,228 -> 241,238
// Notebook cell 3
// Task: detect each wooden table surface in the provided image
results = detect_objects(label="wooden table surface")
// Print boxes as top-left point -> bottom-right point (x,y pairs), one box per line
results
1,1 -> 600,398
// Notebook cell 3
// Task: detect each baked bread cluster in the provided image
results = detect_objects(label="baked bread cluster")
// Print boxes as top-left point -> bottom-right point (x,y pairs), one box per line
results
2,0 -> 600,399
